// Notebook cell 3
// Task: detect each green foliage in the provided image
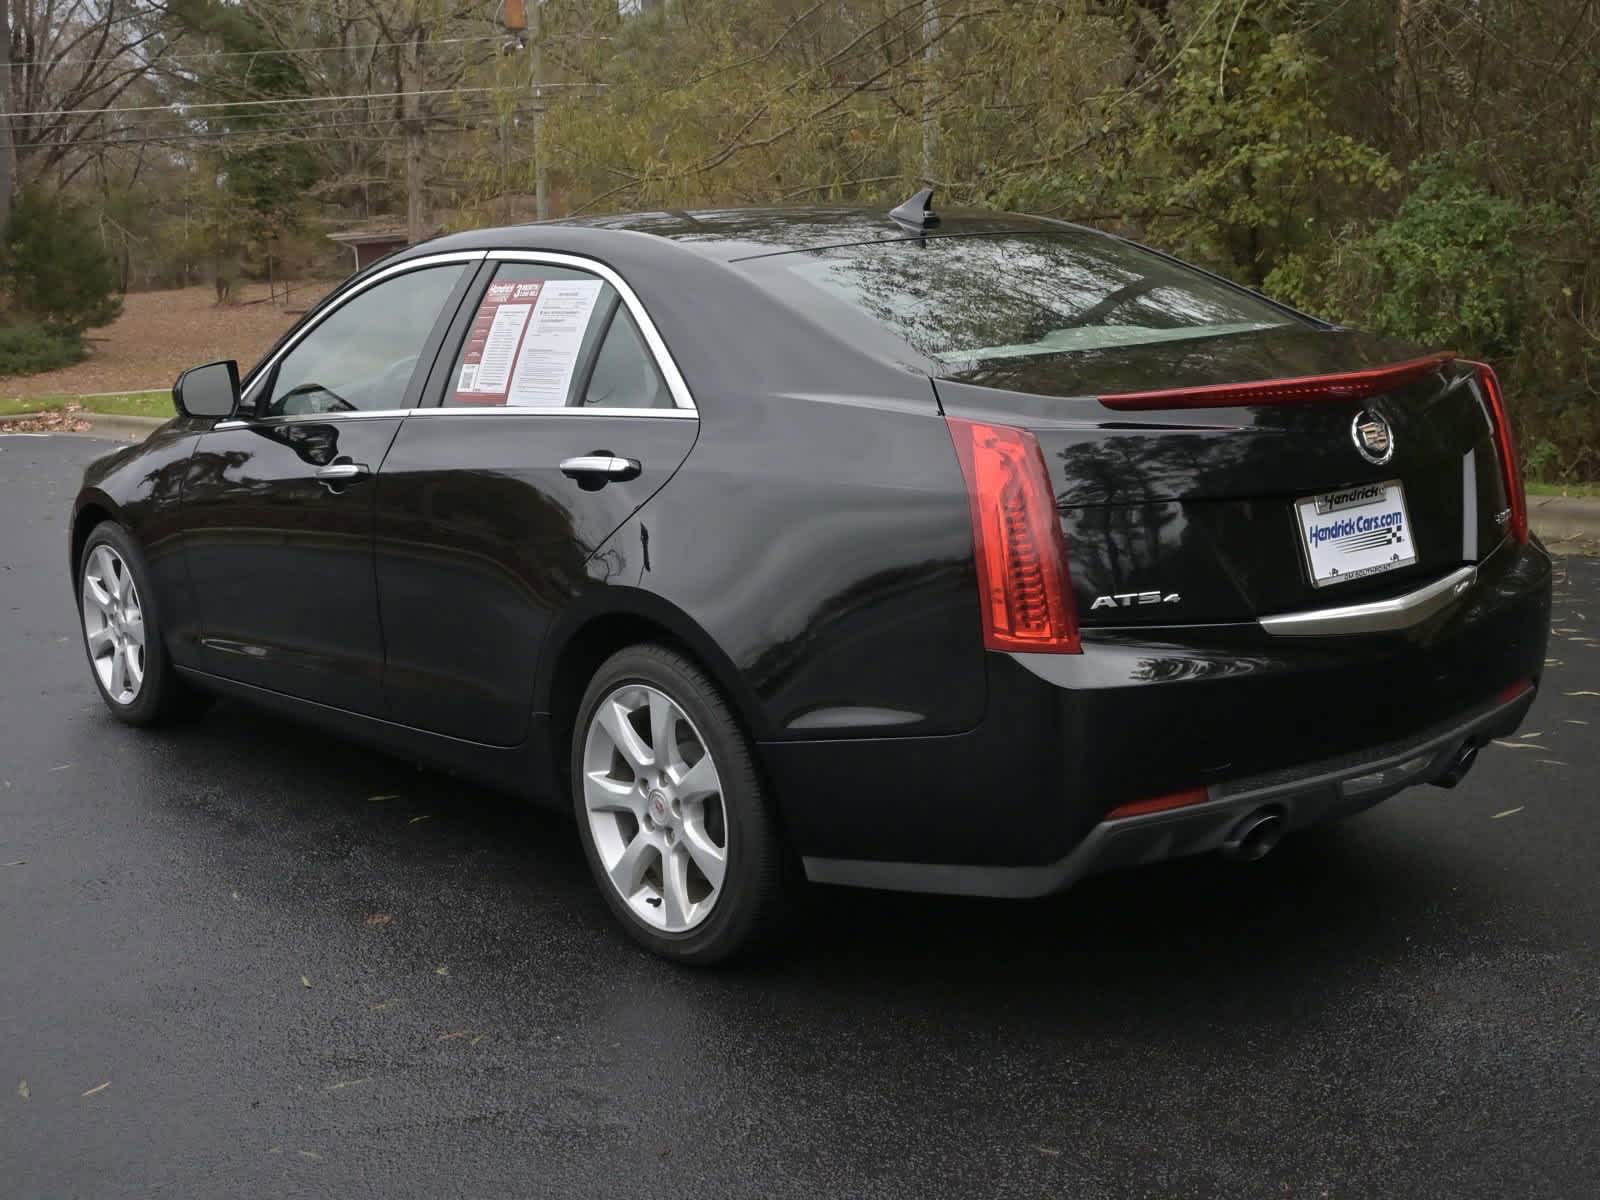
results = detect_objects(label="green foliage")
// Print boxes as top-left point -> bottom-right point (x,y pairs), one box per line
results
0,322 -> 85,377
1032,9 -> 1397,287
1269,156 -> 1535,350
1,189 -> 124,334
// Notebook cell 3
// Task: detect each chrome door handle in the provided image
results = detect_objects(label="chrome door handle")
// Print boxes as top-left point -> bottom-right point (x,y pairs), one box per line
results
560,455 -> 641,482
315,462 -> 371,483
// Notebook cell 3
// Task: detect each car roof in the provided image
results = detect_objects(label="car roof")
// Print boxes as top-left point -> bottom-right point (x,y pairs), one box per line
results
410,205 -> 1103,264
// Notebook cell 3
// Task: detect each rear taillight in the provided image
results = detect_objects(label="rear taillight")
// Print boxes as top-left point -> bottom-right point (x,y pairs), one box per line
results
1466,361 -> 1529,545
946,417 -> 1081,654
1098,352 -> 1456,411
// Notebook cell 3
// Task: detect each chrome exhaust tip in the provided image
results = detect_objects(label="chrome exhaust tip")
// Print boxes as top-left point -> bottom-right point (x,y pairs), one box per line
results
1431,741 -> 1480,790
1222,808 -> 1287,862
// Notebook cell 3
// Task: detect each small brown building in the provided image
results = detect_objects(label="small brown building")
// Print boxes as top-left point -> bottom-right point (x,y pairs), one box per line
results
327,227 -> 412,272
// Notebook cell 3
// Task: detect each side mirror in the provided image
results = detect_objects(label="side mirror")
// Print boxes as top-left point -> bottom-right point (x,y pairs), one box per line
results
173,360 -> 241,420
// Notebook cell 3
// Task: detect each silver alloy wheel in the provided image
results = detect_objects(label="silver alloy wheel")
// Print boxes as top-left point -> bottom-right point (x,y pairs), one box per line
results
81,544 -> 147,706
581,683 -> 729,933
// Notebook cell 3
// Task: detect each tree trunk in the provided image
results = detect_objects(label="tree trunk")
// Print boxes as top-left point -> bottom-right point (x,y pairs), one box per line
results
402,32 -> 427,242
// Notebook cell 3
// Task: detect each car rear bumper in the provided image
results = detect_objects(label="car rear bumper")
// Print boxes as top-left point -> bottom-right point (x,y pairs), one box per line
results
764,538 -> 1552,896
800,681 -> 1535,898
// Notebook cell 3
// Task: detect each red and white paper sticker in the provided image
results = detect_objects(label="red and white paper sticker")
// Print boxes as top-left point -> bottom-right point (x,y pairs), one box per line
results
451,278 -> 603,407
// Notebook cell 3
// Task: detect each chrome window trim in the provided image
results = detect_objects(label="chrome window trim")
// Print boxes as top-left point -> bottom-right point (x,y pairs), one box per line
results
1258,565 -> 1478,638
240,250 -> 489,409
214,405 -> 696,431
482,249 -> 697,413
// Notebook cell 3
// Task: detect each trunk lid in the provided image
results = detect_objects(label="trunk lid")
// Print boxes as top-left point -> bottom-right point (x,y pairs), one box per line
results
934,328 -> 1512,626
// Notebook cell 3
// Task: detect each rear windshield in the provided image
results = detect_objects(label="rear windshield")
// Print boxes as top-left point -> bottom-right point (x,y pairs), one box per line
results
739,233 -> 1300,367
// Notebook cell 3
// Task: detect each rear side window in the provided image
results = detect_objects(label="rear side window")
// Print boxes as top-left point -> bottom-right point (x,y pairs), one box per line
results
581,308 -> 674,410
740,233 -> 1300,367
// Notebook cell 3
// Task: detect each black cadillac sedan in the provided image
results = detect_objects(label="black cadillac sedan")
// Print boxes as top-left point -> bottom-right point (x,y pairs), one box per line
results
70,195 -> 1551,963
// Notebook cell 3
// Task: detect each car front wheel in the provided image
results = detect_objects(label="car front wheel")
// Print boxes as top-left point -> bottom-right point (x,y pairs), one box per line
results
572,644 -> 787,964
78,523 -> 210,725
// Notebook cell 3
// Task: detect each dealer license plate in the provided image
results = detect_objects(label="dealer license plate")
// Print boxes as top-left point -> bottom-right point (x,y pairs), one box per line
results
1294,480 -> 1417,588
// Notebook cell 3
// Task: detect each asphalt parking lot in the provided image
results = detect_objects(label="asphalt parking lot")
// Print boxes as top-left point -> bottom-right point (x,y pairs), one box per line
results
3,433 -> 1598,1199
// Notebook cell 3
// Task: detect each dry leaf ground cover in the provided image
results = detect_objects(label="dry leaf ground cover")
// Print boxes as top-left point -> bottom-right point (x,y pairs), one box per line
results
0,281 -> 337,403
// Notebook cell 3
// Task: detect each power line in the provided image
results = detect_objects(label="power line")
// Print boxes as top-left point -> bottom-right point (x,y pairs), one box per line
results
12,33 -> 508,72
28,95 -> 529,134
8,84 -> 603,122
52,109 -> 541,152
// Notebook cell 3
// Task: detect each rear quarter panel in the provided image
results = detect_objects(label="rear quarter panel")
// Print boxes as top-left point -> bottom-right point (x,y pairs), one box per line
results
594,387 -> 986,739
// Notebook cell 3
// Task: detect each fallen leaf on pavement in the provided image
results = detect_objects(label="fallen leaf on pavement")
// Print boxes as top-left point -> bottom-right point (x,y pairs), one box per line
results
1491,808 -> 1524,819
365,914 -> 393,926
301,975 -> 313,989
17,1080 -> 29,1101
366,794 -> 400,803
81,1081 -> 110,1098
407,815 -> 431,825
1493,740 -> 1541,749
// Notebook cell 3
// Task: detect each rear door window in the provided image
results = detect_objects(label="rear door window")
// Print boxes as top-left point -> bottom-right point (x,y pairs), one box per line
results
443,263 -> 616,408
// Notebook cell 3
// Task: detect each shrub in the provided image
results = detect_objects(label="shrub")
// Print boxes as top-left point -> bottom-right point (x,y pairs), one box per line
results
0,321 -> 85,377
0,188 -> 124,333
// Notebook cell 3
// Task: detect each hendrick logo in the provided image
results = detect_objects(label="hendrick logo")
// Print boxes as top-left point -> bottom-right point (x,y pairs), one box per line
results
1351,409 -> 1395,465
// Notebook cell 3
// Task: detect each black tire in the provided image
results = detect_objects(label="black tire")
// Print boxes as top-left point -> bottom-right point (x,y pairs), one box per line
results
571,643 -> 787,965
77,522 -> 213,726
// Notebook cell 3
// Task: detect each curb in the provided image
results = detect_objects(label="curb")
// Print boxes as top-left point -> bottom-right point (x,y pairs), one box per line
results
83,412 -> 168,440
0,410 -> 167,439
1530,496 -> 1600,552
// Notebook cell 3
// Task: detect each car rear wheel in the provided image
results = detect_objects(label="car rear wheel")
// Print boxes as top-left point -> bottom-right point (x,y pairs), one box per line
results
78,523 -> 210,725
572,644 -> 786,964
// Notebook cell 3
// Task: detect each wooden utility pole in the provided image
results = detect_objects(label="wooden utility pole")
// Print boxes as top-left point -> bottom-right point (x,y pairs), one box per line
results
921,0 -> 939,185
402,29 -> 428,242
1,0 -> 14,231
531,0 -> 548,221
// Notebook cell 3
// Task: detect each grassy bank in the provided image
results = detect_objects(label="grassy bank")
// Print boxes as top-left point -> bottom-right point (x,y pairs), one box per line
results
0,391 -> 170,419
1528,481 -> 1600,499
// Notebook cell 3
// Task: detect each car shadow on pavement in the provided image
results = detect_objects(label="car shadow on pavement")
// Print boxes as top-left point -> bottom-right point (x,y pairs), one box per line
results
142,695 -> 1490,1028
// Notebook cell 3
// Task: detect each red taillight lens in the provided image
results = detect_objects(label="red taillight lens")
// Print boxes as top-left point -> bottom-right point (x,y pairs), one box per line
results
946,417 -> 1081,654
1466,361 -> 1529,545
1098,352 -> 1456,411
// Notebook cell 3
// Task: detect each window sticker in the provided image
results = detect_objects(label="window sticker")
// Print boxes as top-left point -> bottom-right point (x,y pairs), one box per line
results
452,281 -> 545,405
506,280 -> 605,407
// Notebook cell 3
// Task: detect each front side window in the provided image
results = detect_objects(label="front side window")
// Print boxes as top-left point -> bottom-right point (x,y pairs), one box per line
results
740,233 -> 1300,368
261,263 -> 467,417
